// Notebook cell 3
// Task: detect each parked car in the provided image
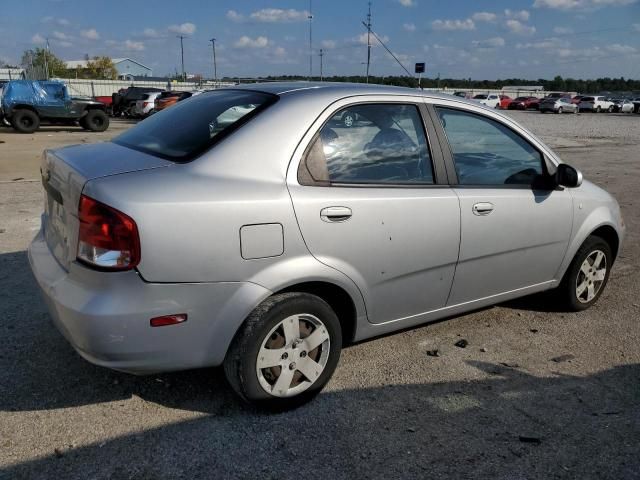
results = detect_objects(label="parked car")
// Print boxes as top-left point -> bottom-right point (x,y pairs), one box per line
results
498,95 -> 512,109
544,93 -> 571,100
0,80 -> 109,133
539,97 -> 579,114
507,96 -> 539,110
578,96 -> 614,113
473,93 -> 500,108
112,86 -> 164,117
632,98 -> 640,113
29,83 -> 624,410
452,91 -> 469,98
571,95 -> 585,105
134,91 -> 163,117
609,98 -> 634,113
154,91 -> 193,112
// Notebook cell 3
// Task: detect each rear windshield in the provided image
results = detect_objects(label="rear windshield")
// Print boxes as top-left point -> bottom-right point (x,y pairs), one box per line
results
582,97 -> 594,102
113,89 -> 277,162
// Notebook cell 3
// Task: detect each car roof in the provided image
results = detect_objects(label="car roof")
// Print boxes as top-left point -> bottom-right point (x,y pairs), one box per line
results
228,81 -> 467,103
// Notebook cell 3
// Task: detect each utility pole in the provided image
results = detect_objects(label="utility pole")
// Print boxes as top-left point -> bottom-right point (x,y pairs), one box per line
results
308,0 -> 313,81
44,38 -> 50,80
177,35 -> 186,81
209,38 -> 218,85
319,49 -> 324,81
366,2 -> 372,83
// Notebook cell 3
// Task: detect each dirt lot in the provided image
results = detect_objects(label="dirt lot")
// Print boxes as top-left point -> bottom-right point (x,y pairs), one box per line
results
0,113 -> 639,480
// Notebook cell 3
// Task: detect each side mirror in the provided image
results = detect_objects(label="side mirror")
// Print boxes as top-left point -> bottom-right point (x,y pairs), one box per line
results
556,163 -> 583,188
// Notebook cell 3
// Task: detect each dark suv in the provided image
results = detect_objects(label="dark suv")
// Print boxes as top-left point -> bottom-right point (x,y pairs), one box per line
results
0,80 -> 109,133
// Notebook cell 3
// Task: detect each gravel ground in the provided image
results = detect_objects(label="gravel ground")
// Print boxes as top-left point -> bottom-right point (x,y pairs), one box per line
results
0,112 -> 639,480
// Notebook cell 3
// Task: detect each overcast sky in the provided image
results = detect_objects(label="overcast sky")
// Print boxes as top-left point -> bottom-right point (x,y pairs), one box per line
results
1,0 -> 639,79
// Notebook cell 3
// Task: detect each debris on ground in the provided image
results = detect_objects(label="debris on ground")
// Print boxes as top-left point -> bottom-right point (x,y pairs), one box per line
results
530,328 -> 539,333
426,349 -> 440,357
518,436 -> 542,445
454,339 -> 468,348
551,354 -> 575,363
480,347 -> 487,352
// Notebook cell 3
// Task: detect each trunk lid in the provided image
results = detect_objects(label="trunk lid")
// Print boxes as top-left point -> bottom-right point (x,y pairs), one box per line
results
41,142 -> 172,270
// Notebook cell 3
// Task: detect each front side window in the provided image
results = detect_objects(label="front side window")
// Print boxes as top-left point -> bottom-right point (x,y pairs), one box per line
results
436,107 -> 544,186
299,104 -> 434,185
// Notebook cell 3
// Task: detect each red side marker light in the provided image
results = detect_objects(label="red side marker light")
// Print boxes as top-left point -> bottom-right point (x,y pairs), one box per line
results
150,314 -> 188,327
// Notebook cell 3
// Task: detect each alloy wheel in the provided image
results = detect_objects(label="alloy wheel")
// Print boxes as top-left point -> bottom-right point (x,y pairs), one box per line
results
256,314 -> 330,398
576,250 -> 607,303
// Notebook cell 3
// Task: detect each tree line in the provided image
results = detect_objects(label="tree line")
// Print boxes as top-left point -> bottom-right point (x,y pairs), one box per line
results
244,75 -> 640,94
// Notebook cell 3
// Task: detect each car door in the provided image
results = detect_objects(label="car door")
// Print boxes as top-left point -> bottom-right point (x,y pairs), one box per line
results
38,82 -> 71,118
287,99 -> 460,325
430,104 -> 573,306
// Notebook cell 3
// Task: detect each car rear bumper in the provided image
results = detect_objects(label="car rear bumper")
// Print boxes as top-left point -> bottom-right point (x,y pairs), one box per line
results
28,227 -> 271,374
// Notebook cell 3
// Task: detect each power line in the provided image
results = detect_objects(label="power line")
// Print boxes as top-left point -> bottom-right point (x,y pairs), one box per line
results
361,21 -> 414,79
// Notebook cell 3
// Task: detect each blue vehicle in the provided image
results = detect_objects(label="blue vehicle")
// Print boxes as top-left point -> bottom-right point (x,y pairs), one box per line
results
0,80 -> 108,133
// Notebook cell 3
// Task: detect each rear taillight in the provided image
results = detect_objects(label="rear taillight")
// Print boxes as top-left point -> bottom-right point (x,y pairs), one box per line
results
77,194 -> 140,271
143,102 -> 150,107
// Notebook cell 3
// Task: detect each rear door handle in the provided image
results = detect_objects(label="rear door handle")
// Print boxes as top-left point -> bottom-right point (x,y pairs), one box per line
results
320,206 -> 352,222
472,202 -> 494,216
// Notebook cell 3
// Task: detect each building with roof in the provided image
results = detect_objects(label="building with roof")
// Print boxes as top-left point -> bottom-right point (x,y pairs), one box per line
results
65,58 -> 152,79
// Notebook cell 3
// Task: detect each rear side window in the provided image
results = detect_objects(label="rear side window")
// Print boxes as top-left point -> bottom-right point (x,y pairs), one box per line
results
436,107 -> 543,186
299,104 -> 434,186
114,90 -> 277,161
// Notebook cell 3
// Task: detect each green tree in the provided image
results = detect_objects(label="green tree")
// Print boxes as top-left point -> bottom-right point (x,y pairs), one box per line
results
85,56 -> 118,80
20,47 -> 67,78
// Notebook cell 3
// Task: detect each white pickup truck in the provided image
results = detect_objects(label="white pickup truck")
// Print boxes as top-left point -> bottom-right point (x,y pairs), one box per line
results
578,96 -> 614,113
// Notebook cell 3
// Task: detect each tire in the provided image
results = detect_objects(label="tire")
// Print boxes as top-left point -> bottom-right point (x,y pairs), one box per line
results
557,107 -> 563,114
596,106 -> 602,113
607,105 -> 614,113
83,110 -> 109,132
342,112 -> 355,128
224,292 -> 342,411
11,109 -> 40,133
557,236 -> 613,311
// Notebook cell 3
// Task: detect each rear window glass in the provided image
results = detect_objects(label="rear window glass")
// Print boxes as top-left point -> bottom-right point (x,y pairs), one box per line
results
113,90 -> 277,161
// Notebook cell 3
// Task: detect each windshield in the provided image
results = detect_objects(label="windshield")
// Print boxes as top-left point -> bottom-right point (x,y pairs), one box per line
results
114,89 -> 277,161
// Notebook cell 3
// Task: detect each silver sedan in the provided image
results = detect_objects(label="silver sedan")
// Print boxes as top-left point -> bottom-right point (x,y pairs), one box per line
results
29,83 -> 625,410
539,97 -> 579,113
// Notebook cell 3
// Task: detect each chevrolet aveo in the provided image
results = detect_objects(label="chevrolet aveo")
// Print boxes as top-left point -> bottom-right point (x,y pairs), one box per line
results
29,83 -> 625,410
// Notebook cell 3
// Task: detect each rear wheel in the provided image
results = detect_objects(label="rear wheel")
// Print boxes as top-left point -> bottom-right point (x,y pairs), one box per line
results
11,109 -> 40,133
83,110 -> 109,132
607,105 -> 614,113
557,236 -> 612,311
558,107 -> 563,114
596,106 -> 602,113
224,292 -> 342,410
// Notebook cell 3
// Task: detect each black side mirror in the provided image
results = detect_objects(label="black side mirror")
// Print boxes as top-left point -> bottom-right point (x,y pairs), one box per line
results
556,163 -> 583,188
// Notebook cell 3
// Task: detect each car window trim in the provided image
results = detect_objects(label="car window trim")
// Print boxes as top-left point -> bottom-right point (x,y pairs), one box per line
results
428,103 -> 553,188
297,100 -> 447,188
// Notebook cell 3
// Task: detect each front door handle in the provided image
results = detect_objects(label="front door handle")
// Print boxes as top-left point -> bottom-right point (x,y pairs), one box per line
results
320,206 -> 352,222
472,202 -> 494,216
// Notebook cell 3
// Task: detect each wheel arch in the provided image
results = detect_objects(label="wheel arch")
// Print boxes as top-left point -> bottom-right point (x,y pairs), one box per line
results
8,104 -> 39,116
275,281 -> 358,344
556,212 -> 622,283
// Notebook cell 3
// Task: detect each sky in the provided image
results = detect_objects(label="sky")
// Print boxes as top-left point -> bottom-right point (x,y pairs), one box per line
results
1,0 -> 639,80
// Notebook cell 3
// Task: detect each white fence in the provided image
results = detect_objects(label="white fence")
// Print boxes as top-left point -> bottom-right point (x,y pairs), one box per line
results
49,77 -> 573,100
55,78 -> 235,97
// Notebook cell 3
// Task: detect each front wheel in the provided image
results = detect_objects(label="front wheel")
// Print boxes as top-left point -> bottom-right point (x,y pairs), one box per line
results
224,292 -> 342,410
596,106 -> 602,113
557,236 -> 612,311
558,107 -> 563,114
83,110 -> 109,132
